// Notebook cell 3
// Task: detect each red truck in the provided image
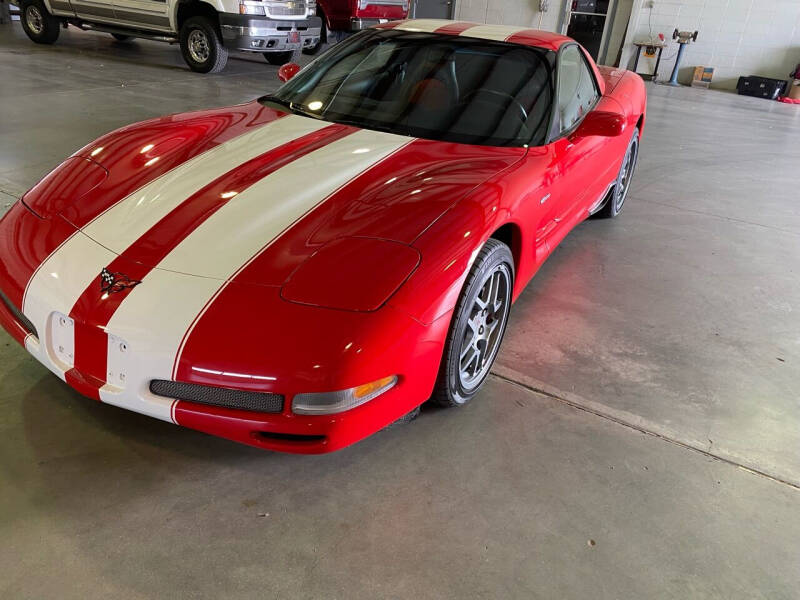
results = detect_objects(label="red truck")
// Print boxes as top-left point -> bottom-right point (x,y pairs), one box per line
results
304,0 -> 409,54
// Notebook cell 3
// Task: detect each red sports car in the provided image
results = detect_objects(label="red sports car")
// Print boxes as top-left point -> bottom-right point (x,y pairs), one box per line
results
0,19 -> 645,453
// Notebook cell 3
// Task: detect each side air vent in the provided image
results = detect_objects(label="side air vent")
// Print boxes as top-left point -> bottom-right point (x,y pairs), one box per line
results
150,380 -> 284,413
0,289 -> 38,339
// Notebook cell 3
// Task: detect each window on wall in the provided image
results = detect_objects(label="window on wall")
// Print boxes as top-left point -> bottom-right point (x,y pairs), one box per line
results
556,45 -> 599,132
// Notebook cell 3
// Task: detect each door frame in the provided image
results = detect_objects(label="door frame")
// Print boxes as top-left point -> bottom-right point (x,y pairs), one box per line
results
559,0 -> 618,64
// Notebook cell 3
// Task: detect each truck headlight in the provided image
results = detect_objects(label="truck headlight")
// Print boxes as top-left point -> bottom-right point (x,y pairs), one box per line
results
292,376 -> 398,415
239,1 -> 265,15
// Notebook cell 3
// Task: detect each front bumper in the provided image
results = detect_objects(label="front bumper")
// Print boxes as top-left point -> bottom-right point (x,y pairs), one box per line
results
219,14 -> 322,53
0,206 -> 448,453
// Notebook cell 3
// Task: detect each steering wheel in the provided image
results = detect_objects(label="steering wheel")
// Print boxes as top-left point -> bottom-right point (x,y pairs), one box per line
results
462,89 -> 529,123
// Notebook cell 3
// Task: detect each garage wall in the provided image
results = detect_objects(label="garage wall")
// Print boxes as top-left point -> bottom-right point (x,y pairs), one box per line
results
619,0 -> 800,89
454,0 -> 562,32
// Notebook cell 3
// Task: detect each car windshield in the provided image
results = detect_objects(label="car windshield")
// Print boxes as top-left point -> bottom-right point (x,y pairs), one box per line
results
263,30 -> 555,147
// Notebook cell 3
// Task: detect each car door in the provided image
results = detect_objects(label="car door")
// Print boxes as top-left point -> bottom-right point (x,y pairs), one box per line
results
69,0 -> 116,22
547,44 -> 608,241
112,0 -> 170,31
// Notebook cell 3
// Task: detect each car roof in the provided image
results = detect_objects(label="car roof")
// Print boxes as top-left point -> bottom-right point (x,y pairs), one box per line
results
375,19 -> 573,51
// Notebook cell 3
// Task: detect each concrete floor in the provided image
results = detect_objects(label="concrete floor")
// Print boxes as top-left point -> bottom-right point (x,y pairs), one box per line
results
2,23 -> 800,599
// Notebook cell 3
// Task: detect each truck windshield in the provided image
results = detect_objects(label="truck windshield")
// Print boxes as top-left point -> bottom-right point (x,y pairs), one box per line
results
263,30 -> 555,147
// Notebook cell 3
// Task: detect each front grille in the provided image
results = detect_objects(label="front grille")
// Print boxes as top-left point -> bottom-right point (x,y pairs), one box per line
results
267,2 -> 307,17
150,380 -> 284,413
0,288 -> 38,339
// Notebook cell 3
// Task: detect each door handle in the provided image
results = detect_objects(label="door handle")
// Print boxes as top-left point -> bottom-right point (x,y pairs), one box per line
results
540,193 -> 551,205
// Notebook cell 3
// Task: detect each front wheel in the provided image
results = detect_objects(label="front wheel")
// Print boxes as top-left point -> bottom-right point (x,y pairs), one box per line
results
179,16 -> 228,73
597,126 -> 639,218
263,50 -> 296,65
20,0 -> 61,44
431,239 -> 514,407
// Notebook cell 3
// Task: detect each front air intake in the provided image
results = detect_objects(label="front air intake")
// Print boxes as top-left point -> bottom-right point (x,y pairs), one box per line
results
0,288 -> 38,339
150,380 -> 284,413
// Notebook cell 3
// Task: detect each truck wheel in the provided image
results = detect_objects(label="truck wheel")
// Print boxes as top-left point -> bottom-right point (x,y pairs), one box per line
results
264,50 -> 296,65
111,33 -> 131,42
179,16 -> 228,74
20,0 -> 61,44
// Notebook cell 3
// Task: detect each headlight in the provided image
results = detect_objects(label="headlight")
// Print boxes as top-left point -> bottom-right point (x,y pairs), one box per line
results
239,1 -> 265,15
292,375 -> 398,415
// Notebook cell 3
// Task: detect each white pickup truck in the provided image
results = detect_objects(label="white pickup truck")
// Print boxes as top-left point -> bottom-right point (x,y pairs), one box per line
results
14,0 -> 322,72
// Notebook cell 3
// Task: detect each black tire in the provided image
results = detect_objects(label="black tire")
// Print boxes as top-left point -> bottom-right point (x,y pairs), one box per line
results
383,406 -> 421,430
179,16 -> 228,74
264,50 -> 296,65
597,127 -> 639,218
20,0 -> 61,44
111,33 -> 131,42
431,238 -> 514,407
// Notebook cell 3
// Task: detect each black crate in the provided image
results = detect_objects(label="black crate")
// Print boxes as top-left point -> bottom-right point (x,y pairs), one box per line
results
736,76 -> 788,100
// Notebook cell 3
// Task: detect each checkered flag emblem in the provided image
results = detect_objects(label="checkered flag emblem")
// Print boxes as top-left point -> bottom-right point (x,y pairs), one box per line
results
99,267 -> 142,294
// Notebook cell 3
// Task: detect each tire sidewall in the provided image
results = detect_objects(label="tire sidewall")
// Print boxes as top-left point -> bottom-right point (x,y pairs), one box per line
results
443,242 -> 514,405
21,0 -> 59,44
180,17 -> 222,73
610,127 -> 640,217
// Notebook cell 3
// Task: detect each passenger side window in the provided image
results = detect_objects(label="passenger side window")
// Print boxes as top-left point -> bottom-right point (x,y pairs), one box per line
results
557,45 -> 599,132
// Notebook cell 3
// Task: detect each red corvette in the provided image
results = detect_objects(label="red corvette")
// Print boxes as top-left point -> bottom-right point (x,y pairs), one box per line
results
0,20 -> 645,453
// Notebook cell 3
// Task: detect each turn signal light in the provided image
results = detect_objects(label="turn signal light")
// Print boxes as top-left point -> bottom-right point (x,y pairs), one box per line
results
292,376 -> 398,415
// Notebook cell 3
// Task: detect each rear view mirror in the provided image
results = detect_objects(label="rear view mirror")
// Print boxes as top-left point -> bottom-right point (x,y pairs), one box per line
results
575,110 -> 626,138
278,63 -> 301,83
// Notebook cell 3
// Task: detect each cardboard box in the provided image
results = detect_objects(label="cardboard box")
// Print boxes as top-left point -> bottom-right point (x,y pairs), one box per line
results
692,66 -> 714,87
788,80 -> 800,100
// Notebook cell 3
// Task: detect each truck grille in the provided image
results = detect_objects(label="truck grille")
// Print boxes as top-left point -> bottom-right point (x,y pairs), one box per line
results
150,380 -> 284,413
267,2 -> 307,17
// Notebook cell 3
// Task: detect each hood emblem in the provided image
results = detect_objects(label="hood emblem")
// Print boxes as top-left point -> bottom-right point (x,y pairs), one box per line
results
100,267 -> 141,295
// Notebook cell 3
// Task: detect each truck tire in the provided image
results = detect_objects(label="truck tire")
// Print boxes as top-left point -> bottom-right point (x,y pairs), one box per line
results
264,50 -> 296,65
179,16 -> 228,74
20,0 -> 61,45
111,33 -> 131,42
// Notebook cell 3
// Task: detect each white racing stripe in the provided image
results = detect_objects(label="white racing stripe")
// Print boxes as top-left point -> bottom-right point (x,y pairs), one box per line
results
20,114 -> 328,421
156,129 -> 411,279
101,129 -> 412,422
83,115 -> 330,254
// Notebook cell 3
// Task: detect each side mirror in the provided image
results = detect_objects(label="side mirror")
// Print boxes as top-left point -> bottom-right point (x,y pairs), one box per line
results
278,63 -> 301,83
575,110 -> 626,138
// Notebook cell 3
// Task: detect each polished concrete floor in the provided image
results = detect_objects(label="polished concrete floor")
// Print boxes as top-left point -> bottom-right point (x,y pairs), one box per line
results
2,23 -> 799,599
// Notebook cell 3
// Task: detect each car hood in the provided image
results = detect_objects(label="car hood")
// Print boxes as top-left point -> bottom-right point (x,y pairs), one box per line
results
60,104 -> 525,285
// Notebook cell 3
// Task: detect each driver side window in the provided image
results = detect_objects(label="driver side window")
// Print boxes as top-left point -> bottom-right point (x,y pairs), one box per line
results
557,45 -> 599,132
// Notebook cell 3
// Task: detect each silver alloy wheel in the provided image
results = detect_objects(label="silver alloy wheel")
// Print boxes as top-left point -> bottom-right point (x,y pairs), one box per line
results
458,265 -> 511,391
615,137 -> 638,212
187,29 -> 210,63
26,5 -> 44,34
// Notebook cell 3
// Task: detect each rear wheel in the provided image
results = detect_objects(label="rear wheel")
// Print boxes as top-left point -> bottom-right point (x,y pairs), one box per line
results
264,50 -> 296,65
179,16 -> 228,73
111,33 -> 131,41
597,127 -> 639,218
431,239 -> 514,407
20,0 -> 60,44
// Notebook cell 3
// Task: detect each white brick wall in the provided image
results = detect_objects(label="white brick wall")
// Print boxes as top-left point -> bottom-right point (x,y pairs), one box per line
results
619,0 -> 800,89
